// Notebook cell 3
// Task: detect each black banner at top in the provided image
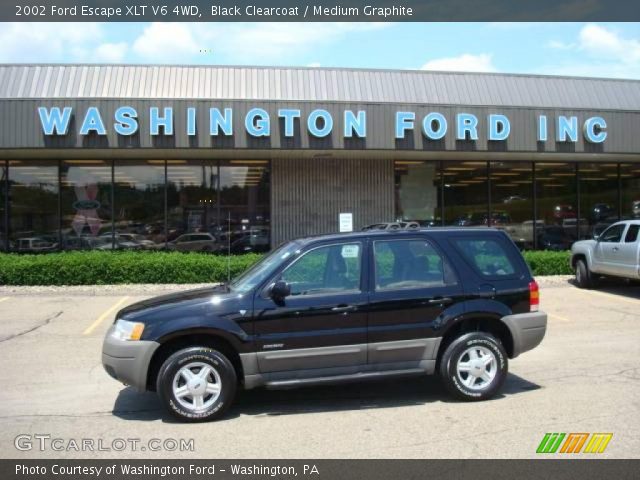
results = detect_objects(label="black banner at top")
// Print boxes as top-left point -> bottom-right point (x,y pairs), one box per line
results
2,0 -> 640,22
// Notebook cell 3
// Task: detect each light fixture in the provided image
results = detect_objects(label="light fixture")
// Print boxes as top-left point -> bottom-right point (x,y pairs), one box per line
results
64,160 -> 106,165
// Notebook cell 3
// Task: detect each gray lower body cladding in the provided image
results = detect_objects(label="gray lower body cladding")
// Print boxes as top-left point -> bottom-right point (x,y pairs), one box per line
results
240,338 -> 441,390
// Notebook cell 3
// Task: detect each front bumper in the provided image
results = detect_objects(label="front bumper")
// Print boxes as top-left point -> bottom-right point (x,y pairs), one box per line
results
501,311 -> 547,358
101,325 -> 160,391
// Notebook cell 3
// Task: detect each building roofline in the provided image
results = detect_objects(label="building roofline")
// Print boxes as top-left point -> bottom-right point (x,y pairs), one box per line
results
1,62 -> 639,84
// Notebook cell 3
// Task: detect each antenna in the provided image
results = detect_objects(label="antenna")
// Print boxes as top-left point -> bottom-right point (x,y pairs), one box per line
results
227,211 -> 231,284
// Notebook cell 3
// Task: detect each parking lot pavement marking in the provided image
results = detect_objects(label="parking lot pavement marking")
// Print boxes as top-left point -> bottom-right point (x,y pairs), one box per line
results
0,297 -> 9,304
82,296 -> 130,335
577,289 -> 640,306
548,313 -> 572,323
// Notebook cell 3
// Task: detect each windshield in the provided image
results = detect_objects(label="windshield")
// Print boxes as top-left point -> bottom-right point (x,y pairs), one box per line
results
229,241 -> 302,293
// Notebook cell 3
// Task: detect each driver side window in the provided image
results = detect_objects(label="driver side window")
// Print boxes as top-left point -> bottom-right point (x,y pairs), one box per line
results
280,243 -> 362,296
600,224 -> 625,243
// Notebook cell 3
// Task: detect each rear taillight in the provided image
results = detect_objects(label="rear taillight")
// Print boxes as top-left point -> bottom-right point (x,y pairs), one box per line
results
529,280 -> 539,312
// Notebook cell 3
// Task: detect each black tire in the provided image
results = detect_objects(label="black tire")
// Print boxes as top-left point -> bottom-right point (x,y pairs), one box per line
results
439,332 -> 508,401
575,259 -> 594,289
157,347 -> 237,422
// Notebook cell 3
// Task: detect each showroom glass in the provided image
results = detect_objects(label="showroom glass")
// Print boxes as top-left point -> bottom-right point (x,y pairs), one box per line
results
579,163 -> 619,239
166,160 -> 218,248
535,162 -> 578,249
0,161 -> 6,251
443,162 -> 488,226
394,161 -> 442,226
373,239 -> 454,291
8,160 -> 59,252
219,160 -> 271,254
61,160 -> 113,250
281,243 -> 362,296
620,163 -> 640,220
114,160 -> 166,249
490,162 -> 534,249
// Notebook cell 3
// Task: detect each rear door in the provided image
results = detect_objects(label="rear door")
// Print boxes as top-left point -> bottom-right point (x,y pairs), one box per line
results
253,240 -> 368,374
367,236 -> 464,367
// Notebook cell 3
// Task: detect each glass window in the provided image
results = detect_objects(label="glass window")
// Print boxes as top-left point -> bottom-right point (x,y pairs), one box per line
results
9,160 -> 59,252
0,161 -> 6,251
61,160 -> 113,250
394,161 -> 442,226
490,162 -> 534,250
453,238 -> 516,277
625,224 -> 639,243
114,160 -> 165,249
599,224 -> 624,243
620,164 -> 640,221
281,243 -> 362,296
443,162 -> 488,226
374,239 -> 455,290
220,160 -> 270,255
535,162 -> 578,250
166,160 -> 218,250
579,163 -> 619,240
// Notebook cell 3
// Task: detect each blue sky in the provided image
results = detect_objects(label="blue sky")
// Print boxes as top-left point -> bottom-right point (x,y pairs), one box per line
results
1,22 -> 639,78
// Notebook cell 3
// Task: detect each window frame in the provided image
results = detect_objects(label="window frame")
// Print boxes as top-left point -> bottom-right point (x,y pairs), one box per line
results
599,223 -> 625,243
270,241 -> 365,299
449,234 -> 521,280
372,237 -> 457,293
624,224 -> 639,243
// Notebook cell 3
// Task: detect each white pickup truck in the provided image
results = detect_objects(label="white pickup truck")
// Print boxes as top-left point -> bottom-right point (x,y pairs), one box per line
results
571,220 -> 640,288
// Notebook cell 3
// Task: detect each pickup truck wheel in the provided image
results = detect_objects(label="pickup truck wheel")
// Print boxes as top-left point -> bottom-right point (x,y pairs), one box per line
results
439,332 -> 508,401
157,347 -> 237,422
575,259 -> 594,289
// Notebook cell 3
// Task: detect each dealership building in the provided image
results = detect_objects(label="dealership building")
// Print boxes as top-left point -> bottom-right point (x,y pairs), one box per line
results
0,64 -> 639,253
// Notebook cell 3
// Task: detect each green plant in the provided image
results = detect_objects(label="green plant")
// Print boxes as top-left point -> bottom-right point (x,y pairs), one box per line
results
522,250 -> 572,276
0,251 -> 263,286
0,249 -> 572,286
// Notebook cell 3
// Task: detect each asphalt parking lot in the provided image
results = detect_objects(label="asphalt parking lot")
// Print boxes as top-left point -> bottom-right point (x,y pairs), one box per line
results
0,278 -> 638,459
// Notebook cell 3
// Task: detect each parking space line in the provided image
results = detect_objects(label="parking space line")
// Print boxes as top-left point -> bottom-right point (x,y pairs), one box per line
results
577,289 -> 640,306
0,297 -> 9,304
548,313 -> 572,323
82,296 -> 130,335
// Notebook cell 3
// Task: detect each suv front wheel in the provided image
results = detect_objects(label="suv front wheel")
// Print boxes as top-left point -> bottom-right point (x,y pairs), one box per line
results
439,332 -> 508,401
157,347 -> 237,422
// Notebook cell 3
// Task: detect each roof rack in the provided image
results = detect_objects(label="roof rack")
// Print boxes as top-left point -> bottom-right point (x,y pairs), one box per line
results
361,222 -> 421,231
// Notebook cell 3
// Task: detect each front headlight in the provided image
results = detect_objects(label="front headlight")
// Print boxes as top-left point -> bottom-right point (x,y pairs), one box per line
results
112,319 -> 145,341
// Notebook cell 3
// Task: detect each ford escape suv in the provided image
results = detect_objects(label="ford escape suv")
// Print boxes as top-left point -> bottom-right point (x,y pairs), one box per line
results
102,228 -> 547,422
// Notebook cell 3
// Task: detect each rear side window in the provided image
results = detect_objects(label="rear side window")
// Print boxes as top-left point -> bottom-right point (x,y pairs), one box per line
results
374,239 -> 457,291
625,225 -> 639,243
453,238 -> 516,277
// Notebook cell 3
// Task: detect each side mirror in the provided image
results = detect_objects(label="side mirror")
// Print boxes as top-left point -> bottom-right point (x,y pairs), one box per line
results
270,280 -> 291,301
593,234 -> 600,241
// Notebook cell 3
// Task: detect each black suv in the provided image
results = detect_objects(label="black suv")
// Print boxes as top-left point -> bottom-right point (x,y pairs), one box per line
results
102,228 -> 547,422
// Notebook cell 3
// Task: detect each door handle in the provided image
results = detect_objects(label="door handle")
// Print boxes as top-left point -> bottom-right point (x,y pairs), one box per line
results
331,305 -> 357,313
428,297 -> 454,305
612,247 -> 619,252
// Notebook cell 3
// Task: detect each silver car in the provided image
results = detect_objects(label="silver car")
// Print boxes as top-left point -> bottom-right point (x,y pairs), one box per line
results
168,233 -> 218,252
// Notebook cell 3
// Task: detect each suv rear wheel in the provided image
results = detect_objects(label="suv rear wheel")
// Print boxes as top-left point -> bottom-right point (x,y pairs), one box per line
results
157,347 -> 237,422
439,332 -> 508,401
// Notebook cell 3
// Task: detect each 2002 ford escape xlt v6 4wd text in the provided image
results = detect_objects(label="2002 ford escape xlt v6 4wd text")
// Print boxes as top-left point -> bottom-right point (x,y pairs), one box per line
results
102,229 -> 547,421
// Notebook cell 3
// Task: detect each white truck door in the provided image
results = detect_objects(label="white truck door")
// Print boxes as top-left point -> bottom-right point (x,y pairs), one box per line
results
595,223 -> 626,276
616,224 -> 640,279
